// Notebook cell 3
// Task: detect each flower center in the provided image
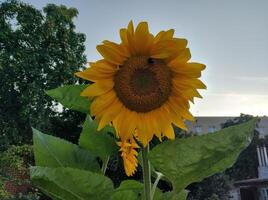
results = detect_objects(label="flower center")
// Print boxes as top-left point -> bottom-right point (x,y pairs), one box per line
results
131,70 -> 156,95
114,56 -> 172,113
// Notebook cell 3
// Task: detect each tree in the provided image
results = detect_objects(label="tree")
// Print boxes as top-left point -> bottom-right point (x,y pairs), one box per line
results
187,173 -> 230,200
0,0 -> 87,150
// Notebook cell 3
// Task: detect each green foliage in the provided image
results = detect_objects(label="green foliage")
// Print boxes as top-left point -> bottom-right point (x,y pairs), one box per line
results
48,111 -> 86,144
31,166 -> 114,200
207,194 -> 220,200
31,126 -> 120,200
0,182 -> 12,200
149,118 -> 257,193
162,190 -> 188,200
79,116 -> 118,162
225,132 -> 258,180
110,180 -> 178,200
0,0 -> 87,149
177,191 -> 189,200
221,114 -> 253,129
111,180 -> 143,200
46,85 -> 91,114
32,128 -> 100,172
0,145 -> 33,171
187,174 -> 230,200
30,117 -> 257,199
31,122 -> 177,200
0,145 -> 44,200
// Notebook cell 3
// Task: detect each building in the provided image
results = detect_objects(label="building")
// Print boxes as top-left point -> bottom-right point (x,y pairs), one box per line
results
186,117 -> 234,134
231,145 -> 268,200
186,116 -> 268,136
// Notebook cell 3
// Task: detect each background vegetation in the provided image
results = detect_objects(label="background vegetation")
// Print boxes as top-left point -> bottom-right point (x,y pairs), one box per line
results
0,0 -> 86,198
0,0 -> 87,150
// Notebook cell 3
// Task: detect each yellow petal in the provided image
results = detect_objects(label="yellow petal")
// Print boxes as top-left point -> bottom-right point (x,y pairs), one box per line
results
150,40 -> 175,58
102,40 -> 129,57
155,107 -> 173,137
169,62 -> 205,78
143,114 -> 154,142
168,97 -> 194,121
173,117 -> 187,130
163,123 -> 175,140
127,26 -> 136,55
90,90 -> 116,116
90,60 -> 118,72
146,34 -> 154,54
134,22 -> 150,55
184,89 -> 203,100
75,71 -> 92,81
172,86 -> 202,103
173,38 -> 188,49
172,62 -> 206,72
172,78 -> 203,100
188,62 -> 206,71
127,20 -> 134,35
154,29 -> 174,44
97,45 -> 126,65
118,139 -> 139,176
81,80 -> 114,97
113,108 -> 138,141
97,99 -> 123,130
168,48 -> 191,65
172,76 -> 206,90
148,111 -> 162,139
75,65 -> 115,82
164,29 -> 175,39
151,39 -> 186,59
165,103 -> 188,130
153,31 -> 165,44
172,69 -> 202,79
181,78 -> 207,89
170,95 -> 190,110
136,114 -> 154,146
120,28 -> 128,46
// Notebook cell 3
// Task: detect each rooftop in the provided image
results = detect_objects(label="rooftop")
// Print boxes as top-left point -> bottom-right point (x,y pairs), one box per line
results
186,116 -> 268,136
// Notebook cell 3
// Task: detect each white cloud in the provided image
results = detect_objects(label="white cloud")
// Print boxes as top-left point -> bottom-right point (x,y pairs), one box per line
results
191,92 -> 268,116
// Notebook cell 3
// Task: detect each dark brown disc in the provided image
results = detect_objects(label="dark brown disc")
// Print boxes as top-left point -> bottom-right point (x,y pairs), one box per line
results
114,56 -> 172,113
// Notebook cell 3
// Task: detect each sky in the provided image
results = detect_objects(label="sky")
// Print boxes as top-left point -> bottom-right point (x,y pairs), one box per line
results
24,0 -> 268,116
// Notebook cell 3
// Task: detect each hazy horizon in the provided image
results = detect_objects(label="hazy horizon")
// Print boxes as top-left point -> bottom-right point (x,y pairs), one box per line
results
24,0 -> 268,116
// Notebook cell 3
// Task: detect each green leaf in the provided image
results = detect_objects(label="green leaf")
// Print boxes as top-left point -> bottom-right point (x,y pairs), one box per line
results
32,128 -> 100,172
149,118 -> 257,193
161,190 -> 188,200
111,180 -> 165,200
111,180 -> 143,200
30,166 -> 114,200
111,191 -> 138,200
78,115 -> 118,161
46,84 -> 91,113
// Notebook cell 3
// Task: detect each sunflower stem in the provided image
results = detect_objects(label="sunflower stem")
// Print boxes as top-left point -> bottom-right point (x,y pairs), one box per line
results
141,144 -> 152,200
101,156 -> 109,175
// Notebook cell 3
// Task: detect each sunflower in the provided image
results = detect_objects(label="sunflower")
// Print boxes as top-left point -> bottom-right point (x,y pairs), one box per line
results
76,21 -> 206,175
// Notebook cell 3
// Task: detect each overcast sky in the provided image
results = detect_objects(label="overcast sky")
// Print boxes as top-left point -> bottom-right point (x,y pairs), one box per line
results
24,0 -> 268,116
